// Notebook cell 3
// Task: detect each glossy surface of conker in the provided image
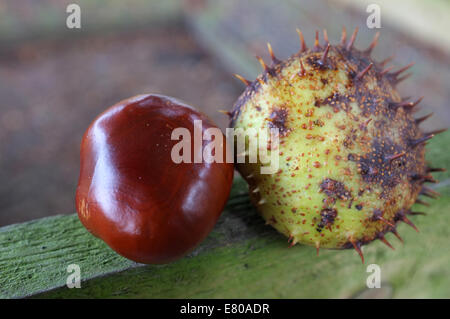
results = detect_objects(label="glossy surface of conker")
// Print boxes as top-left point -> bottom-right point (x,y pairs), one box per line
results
76,94 -> 234,264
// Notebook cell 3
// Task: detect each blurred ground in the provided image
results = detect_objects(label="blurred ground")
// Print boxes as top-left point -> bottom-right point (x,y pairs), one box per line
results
0,26 -> 240,226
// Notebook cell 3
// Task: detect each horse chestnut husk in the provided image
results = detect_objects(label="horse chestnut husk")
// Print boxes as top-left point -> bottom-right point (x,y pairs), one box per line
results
76,94 -> 234,264
230,29 -> 444,262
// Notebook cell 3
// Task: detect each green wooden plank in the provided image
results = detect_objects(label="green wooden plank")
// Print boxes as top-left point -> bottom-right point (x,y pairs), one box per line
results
0,215 -> 136,298
0,131 -> 448,299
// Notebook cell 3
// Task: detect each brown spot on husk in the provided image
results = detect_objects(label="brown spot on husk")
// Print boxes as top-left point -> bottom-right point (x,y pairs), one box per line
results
317,208 -> 338,232
320,178 -> 352,203
357,139 -> 406,190
268,107 -> 290,136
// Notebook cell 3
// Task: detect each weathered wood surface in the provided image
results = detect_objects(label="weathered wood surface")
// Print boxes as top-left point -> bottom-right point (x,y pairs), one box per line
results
0,131 -> 448,299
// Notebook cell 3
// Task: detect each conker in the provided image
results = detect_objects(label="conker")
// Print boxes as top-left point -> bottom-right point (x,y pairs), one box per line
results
76,94 -> 234,264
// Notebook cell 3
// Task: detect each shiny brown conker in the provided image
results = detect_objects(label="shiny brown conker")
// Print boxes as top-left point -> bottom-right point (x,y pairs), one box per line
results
76,94 -> 234,264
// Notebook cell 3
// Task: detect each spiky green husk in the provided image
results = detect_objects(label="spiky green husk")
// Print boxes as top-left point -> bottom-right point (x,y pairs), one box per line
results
230,29 -> 442,262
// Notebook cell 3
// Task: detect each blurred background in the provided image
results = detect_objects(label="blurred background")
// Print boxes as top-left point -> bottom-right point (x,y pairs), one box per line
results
0,0 -> 449,226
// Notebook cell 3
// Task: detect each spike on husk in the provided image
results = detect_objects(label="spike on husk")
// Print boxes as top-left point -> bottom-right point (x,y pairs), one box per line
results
233,73 -> 251,86
391,228 -> 404,243
355,63 -> 373,80
313,30 -> 321,51
350,240 -> 365,263
296,28 -> 307,52
267,42 -> 280,64
323,29 -> 329,45
346,27 -> 358,51
378,234 -> 395,250
365,32 -> 380,55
